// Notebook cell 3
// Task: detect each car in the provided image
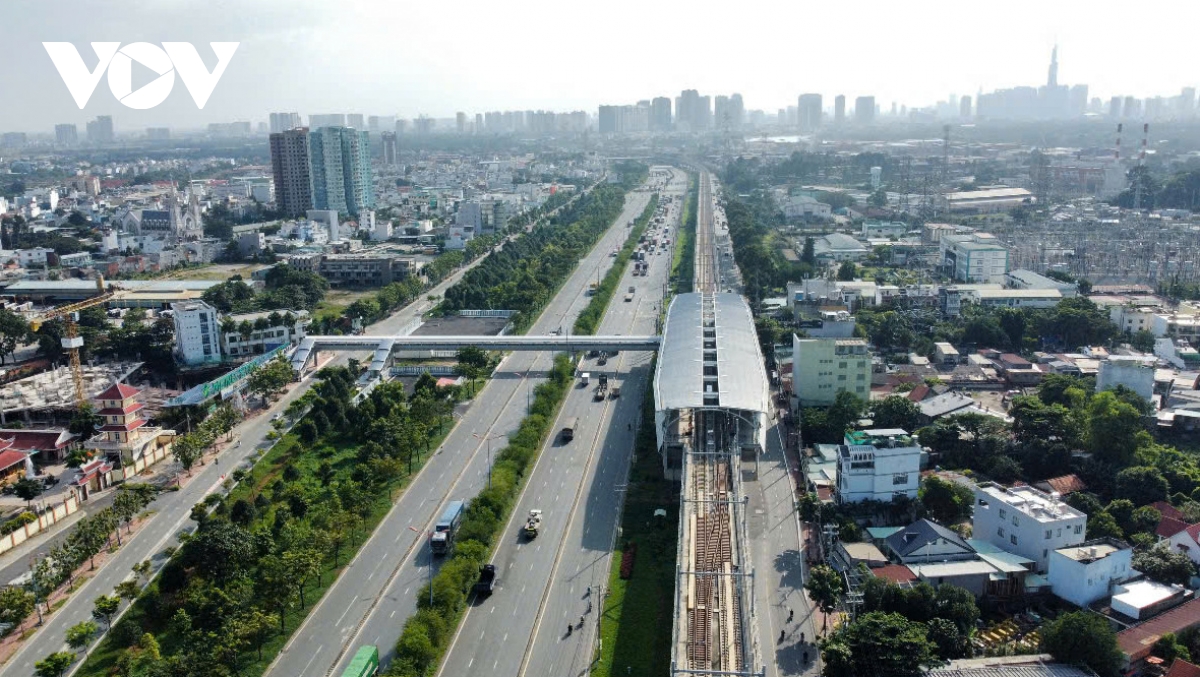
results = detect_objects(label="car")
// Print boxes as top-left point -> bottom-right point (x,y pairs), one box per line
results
271,413 -> 284,422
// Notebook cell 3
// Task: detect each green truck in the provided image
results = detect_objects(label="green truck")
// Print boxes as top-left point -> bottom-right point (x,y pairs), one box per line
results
342,645 -> 379,677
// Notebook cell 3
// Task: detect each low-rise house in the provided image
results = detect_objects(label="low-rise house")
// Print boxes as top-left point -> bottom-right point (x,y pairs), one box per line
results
0,428 -> 80,465
884,518 -> 975,563
1046,538 -> 1134,608
973,483 -> 1087,573
1112,579 -> 1189,620
1118,597 -> 1200,665
1167,523 -> 1200,566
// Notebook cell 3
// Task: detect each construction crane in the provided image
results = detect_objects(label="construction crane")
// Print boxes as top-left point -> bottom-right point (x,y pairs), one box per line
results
28,277 -> 118,408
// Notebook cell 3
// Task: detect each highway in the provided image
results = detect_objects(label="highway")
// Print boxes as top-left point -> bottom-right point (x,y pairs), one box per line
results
435,167 -> 687,677
271,174 -> 662,677
0,250 -> 488,677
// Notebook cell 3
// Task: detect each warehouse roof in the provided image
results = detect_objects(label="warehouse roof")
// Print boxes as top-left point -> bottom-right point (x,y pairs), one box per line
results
654,292 -> 769,415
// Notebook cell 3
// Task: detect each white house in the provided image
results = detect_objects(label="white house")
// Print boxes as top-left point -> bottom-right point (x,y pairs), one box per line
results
1096,358 -> 1155,403
835,428 -> 922,503
972,482 -> 1087,573
1167,523 -> 1200,566
783,196 -> 832,219
1047,538 -> 1134,608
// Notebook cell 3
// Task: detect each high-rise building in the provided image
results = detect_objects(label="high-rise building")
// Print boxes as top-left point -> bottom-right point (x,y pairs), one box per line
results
798,93 -> 822,131
414,116 -> 434,135
269,112 -> 302,134
651,97 -> 672,131
172,301 -> 222,365
346,114 -> 365,130
1123,96 -> 1140,119
86,115 -> 114,143
456,112 -> 467,134
55,123 -> 77,145
310,113 -> 346,128
1109,96 -> 1123,119
395,119 -> 407,135
475,113 -> 483,133
854,96 -> 875,124
959,95 -> 973,119
1180,88 -> 1196,118
834,95 -> 846,125
729,94 -> 744,129
269,127 -> 313,217
1047,44 -> 1059,88
697,95 -> 712,130
381,132 -> 397,166
309,126 -> 374,216
598,105 -> 620,134
367,116 -> 395,134
146,128 -> 171,141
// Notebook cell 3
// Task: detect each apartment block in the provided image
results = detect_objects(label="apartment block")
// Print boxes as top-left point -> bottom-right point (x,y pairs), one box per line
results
836,428 -> 922,503
792,336 -> 870,407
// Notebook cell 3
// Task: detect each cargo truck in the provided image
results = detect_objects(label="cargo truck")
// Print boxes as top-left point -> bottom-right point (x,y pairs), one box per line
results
341,645 -> 379,677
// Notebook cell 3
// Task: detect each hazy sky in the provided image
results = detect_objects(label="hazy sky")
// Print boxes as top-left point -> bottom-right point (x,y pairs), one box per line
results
2,0 -> 1198,133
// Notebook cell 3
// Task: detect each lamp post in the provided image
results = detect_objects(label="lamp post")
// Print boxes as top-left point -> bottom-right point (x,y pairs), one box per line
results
409,525 -> 433,607
473,433 -> 499,488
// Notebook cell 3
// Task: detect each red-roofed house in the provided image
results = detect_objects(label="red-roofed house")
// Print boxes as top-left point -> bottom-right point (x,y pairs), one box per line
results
1160,516 -> 1191,540
82,383 -> 174,494
1167,659 -> 1200,677
872,564 -> 918,586
0,429 -> 80,465
906,384 -> 931,402
1034,474 -> 1087,497
1156,502 -> 1187,521
0,436 -> 27,484
1119,597 -> 1200,663
1168,523 -> 1200,566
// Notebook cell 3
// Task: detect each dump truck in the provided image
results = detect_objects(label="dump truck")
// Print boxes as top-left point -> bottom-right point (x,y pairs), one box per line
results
474,564 -> 497,597
523,509 -> 542,539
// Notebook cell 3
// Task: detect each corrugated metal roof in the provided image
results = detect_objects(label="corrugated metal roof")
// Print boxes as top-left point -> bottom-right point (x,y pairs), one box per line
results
653,293 -> 769,415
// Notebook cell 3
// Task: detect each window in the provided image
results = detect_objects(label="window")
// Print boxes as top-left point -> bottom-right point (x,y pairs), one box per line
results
1056,528 -> 1062,538
1074,525 -> 1082,535
999,509 -> 1006,520
1012,516 -> 1019,527
892,473 -> 908,486
997,527 -> 1005,538
1045,530 -> 1052,539
1043,549 -> 1048,559
1010,534 -> 1018,545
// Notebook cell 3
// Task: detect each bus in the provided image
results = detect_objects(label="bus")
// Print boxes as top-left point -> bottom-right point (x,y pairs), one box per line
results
430,500 -> 465,555
341,645 -> 379,677
561,417 -> 578,443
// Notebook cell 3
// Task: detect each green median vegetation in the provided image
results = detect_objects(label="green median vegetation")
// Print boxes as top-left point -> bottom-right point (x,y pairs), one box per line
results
440,163 -> 648,333
384,353 -> 576,677
574,194 -> 658,335
670,173 -> 697,295
594,359 -> 677,676
75,368 -> 463,677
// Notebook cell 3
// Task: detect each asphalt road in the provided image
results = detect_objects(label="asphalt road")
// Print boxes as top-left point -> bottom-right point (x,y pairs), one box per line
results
0,253 -> 487,677
434,167 -> 687,677
270,177 -> 659,677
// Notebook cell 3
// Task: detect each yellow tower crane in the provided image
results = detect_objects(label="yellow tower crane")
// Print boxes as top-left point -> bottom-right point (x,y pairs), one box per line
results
28,277 -> 118,408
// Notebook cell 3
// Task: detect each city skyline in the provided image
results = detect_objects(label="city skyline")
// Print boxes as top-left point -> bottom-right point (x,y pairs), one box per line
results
2,0 -> 1199,132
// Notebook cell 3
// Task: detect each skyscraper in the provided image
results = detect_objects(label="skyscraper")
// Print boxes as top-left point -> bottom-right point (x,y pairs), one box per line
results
475,113 -> 483,133
1047,45 -> 1058,88
729,94 -> 744,129
697,95 -> 712,130
457,112 -> 467,134
382,132 -> 397,165
346,114 -> 365,130
310,113 -> 346,128
651,97 -> 672,131
854,96 -> 875,124
309,126 -> 374,216
798,94 -> 822,131
86,115 -> 114,144
269,112 -> 302,134
598,105 -> 620,134
55,124 -> 77,145
270,128 -> 313,217
959,95 -> 973,119
834,95 -> 846,125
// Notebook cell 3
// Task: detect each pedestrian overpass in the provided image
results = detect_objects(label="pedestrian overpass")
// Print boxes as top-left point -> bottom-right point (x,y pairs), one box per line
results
290,334 -> 661,374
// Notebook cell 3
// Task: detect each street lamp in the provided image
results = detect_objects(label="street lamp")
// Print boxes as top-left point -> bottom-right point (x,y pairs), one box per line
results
473,432 -> 500,488
409,525 -> 433,607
